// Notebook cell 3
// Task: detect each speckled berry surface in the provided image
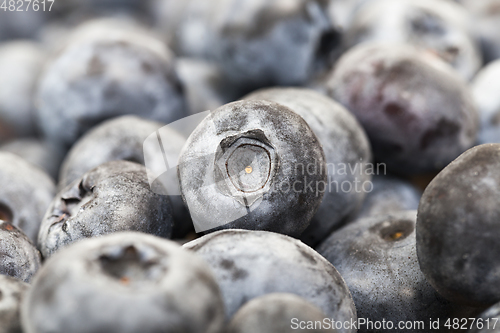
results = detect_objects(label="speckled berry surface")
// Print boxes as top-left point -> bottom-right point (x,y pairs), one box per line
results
22,232 -> 225,333
0,221 -> 41,283
417,144 -> 500,307
38,161 -> 173,258
322,42 -> 478,175
36,20 -> 187,148
318,211 -> 456,333
184,229 -> 357,333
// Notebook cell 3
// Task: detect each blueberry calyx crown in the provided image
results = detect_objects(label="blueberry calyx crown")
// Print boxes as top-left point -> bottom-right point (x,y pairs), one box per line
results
214,129 -> 279,207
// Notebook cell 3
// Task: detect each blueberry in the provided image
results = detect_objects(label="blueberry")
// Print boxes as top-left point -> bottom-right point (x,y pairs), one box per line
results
22,232 -> 225,333
321,42 -> 479,175
0,139 -> 65,181
460,0 -> 500,63
176,58 -> 235,115
38,161 -> 173,258
0,221 -> 41,283
36,19 -> 187,149
183,229 -> 357,333
344,0 -> 481,80
0,275 -> 29,333
244,87 -> 372,246
227,293 -> 332,333
471,59 -> 500,144
154,0 -> 341,91
0,41 -> 46,141
178,100 -> 327,236
0,152 -> 56,243
417,144 -> 500,307
58,115 -> 192,238
318,211 -> 457,333
353,175 -> 421,220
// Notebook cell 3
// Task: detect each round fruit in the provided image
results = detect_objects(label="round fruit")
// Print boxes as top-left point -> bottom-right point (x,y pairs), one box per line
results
184,229 -> 357,333
318,211 -> 454,333
22,232 -> 225,333
38,161 -> 173,258
178,100 -> 327,236
37,20 -> 187,149
417,144 -> 500,306
321,42 -> 478,175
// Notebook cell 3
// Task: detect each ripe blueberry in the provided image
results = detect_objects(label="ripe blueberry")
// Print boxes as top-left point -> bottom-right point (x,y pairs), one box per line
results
417,144 -> 500,306
58,115 -> 191,238
321,42 -> 478,175
22,232 -> 225,333
0,221 -> 41,283
184,229 -> 357,333
318,211 -> 456,333
178,100 -> 327,236
38,161 -> 173,258
36,20 -> 187,149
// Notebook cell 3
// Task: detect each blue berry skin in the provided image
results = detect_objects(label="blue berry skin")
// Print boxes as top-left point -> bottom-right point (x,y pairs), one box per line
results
0,41 -> 46,142
184,229 -> 357,333
321,42 -> 478,175
37,22 -> 187,149
417,144 -> 500,307
58,115 -> 191,238
318,211 -> 458,333
38,161 -> 174,258
22,232 -> 225,333
0,221 -> 42,283
178,100 -> 327,237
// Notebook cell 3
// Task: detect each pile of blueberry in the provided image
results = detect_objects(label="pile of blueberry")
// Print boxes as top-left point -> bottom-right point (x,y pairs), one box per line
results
2,0 -> 500,332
